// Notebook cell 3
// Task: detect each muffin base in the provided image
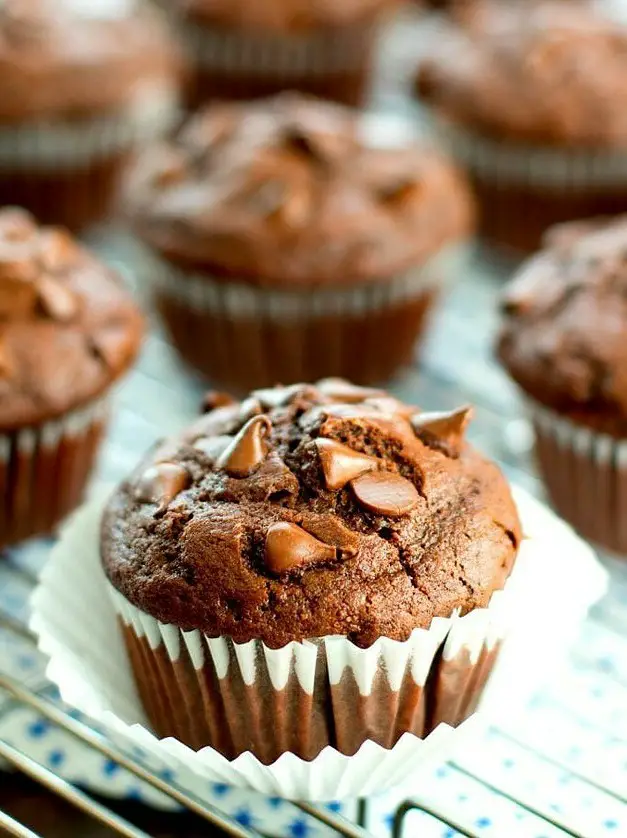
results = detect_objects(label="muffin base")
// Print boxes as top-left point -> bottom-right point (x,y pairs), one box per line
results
110,582 -> 506,764
472,179 -> 627,255
530,402 -> 627,556
0,94 -> 178,232
0,153 -> 131,232
0,399 -> 108,548
150,247 -> 464,392
427,115 -> 627,254
176,20 -> 376,108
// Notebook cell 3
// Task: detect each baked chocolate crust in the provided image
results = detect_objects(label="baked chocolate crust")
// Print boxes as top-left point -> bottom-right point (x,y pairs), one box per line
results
102,380 -> 521,648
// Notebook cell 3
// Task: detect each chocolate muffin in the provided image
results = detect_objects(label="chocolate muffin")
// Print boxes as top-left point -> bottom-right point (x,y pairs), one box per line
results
102,379 -> 521,763
0,0 -> 179,231
415,0 -> 627,253
0,206 -> 143,547
127,94 -> 474,392
157,0 -> 398,108
498,215 -> 627,554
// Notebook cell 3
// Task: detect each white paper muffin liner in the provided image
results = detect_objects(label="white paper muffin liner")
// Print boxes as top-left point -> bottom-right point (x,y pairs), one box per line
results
528,399 -> 627,555
427,114 -> 627,190
0,87 -> 179,170
0,397 -> 109,546
30,486 -> 606,800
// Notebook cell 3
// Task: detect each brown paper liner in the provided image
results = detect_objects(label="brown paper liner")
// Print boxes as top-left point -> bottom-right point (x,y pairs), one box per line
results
0,404 -> 107,548
157,288 -> 436,392
175,21 -> 377,109
122,624 -> 502,764
0,152 -> 132,233
471,178 -> 627,255
532,413 -> 627,556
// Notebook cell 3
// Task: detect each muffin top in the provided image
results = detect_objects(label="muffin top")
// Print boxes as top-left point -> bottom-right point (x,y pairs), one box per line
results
0,0 -> 179,125
416,0 -> 627,147
498,215 -> 627,436
102,380 -> 521,648
0,207 -> 144,430
175,0 -> 395,32
127,95 -> 474,286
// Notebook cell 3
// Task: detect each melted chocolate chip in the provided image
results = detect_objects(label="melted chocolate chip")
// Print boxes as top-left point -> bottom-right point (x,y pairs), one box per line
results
411,406 -> 473,458
253,383 -> 305,409
377,176 -> 419,204
317,378 -> 384,403
38,229 -> 77,274
351,471 -> 419,517
302,515 -> 360,556
135,462 -> 190,510
201,391 -> 236,413
37,275 -> 78,322
265,522 -> 336,575
217,415 -> 272,477
315,438 -> 378,490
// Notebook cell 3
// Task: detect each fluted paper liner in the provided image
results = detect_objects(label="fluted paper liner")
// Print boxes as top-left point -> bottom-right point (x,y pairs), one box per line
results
423,112 -> 627,251
529,399 -> 627,556
150,243 -> 467,390
0,89 -> 178,229
158,10 -> 378,106
31,486 -> 606,800
0,398 -> 108,547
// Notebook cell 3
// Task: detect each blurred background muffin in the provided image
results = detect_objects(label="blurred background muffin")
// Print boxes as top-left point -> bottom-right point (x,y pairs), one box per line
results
498,215 -> 627,555
0,207 -> 143,547
415,0 -> 627,254
126,94 -> 474,392
0,0 -> 180,232
154,0 -> 401,108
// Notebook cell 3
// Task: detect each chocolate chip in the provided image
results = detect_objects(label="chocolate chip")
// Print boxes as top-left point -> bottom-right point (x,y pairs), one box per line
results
314,438 -> 378,490
37,275 -> 78,322
217,415 -> 272,477
411,406 -> 473,458
201,391 -> 236,413
317,378 -> 384,403
253,383 -> 305,409
302,515 -> 360,557
265,522 -> 336,575
0,207 -> 36,242
38,229 -> 77,273
377,176 -> 419,204
135,462 -> 190,510
239,397 -> 263,422
351,471 -> 419,517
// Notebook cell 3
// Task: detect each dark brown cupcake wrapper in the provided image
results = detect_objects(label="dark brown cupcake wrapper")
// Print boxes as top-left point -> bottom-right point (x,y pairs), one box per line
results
0,398 -> 108,547
150,245 -> 467,390
0,92 -> 178,230
529,400 -> 627,556
424,113 -> 627,251
109,579 -> 508,764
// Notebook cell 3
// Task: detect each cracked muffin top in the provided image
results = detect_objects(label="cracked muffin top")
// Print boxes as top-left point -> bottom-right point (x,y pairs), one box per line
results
126,93 -> 474,286
498,215 -> 627,437
416,0 -> 627,147
101,380 -> 521,648
0,207 -> 143,430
